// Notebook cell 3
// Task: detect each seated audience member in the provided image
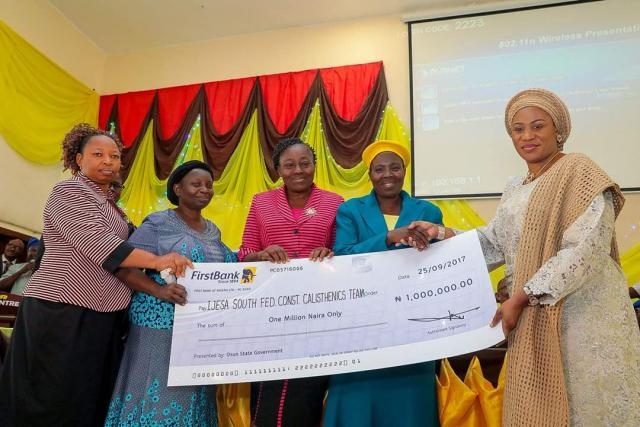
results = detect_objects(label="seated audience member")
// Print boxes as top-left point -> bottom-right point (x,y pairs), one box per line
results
1,239 -> 24,275
0,239 -> 40,295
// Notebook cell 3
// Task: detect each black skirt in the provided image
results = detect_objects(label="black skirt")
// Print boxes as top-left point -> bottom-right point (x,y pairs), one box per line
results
0,297 -> 127,427
251,377 -> 328,427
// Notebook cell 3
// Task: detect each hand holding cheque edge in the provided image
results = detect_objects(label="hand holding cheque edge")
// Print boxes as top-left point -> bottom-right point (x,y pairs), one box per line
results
255,245 -> 334,263
154,252 -> 193,277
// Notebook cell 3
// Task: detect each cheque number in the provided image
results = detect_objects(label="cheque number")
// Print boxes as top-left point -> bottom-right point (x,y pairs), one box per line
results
396,278 -> 473,302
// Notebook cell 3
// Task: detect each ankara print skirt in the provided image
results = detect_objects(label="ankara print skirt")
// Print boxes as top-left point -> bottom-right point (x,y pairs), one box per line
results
105,324 -> 217,427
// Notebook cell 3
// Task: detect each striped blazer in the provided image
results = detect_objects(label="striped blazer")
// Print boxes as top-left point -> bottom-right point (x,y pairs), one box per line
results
24,173 -> 134,312
238,185 -> 343,260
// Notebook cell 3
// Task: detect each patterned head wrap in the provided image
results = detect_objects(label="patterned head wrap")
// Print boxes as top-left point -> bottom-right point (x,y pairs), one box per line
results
505,88 -> 572,146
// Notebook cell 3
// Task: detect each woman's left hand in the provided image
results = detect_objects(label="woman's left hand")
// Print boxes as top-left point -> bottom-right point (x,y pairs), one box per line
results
490,289 -> 529,336
495,276 -> 510,304
309,247 -> 333,262
155,283 -> 188,305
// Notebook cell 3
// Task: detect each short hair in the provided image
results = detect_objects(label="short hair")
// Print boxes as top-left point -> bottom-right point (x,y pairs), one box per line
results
272,138 -> 316,170
62,123 -> 123,173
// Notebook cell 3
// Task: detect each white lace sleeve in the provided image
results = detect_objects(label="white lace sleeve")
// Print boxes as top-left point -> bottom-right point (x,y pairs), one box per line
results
475,178 -> 522,272
523,191 -> 614,304
478,223 -> 505,272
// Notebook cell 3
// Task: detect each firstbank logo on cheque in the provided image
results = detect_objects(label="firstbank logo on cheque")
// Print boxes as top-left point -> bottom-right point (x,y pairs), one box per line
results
241,267 -> 256,283
190,267 -> 256,284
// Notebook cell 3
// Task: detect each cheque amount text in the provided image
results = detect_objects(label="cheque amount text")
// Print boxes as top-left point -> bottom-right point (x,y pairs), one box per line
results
395,278 -> 473,302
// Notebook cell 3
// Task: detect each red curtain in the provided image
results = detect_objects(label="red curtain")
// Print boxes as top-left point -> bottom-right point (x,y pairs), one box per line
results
320,62 -> 381,121
157,84 -> 201,139
99,61 -> 388,178
116,90 -> 156,148
205,77 -> 256,134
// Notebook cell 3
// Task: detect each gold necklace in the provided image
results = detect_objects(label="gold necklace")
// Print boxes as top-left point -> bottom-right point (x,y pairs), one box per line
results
524,151 -> 562,184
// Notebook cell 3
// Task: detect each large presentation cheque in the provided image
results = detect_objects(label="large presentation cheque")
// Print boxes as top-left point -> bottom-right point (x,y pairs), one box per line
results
168,230 -> 503,386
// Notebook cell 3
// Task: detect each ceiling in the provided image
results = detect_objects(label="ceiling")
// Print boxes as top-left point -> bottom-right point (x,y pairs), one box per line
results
48,0 -> 553,54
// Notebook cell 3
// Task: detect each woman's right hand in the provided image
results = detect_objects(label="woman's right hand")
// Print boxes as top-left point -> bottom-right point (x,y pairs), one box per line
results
154,253 -> 193,277
407,221 -> 441,240
257,245 -> 289,263
154,283 -> 188,305
386,226 -> 429,250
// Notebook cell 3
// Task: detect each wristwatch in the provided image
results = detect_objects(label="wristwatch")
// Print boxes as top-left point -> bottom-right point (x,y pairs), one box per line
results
436,225 -> 446,240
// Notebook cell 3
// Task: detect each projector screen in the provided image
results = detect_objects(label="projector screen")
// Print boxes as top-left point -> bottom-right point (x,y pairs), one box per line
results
409,0 -> 640,198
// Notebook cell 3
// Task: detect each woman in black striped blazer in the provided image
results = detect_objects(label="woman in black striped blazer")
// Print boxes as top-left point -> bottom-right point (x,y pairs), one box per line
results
0,124 -> 192,427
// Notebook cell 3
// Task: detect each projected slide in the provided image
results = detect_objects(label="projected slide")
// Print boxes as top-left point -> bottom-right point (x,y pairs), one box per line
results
410,0 -> 640,197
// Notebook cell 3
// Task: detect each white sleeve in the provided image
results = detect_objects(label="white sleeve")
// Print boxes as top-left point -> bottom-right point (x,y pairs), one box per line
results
523,191 -> 614,304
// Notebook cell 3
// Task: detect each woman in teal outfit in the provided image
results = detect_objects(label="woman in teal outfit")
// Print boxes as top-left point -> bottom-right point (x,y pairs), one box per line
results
324,140 -> 442,427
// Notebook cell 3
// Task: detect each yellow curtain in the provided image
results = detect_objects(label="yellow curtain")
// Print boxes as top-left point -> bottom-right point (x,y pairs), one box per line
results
303,101 -> 415,198
0,21 -> 98,164
622,242 -> 640,287
204,111 -> 280,248
118,117 -> 205,224
301,101 -> 370,199
120,112 -> 281,250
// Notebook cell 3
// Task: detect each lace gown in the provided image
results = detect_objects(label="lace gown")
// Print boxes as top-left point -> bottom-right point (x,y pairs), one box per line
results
478,177 -> 640,426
